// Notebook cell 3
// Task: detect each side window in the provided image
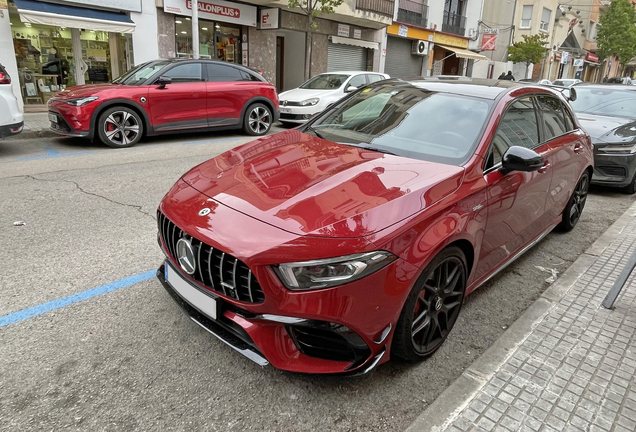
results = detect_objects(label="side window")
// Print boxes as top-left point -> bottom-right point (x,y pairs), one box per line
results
486,97 -> 539,170
536,95 -> 568,140
366,74 -> 384,83
206,64 -> 244,82
347,75 -> 367,89
163,63 -> 203,83
562,104 -> 576,132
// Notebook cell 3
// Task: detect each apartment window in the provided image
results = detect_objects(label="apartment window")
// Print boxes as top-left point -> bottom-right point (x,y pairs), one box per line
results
520,5 -> 533,29
589,21 -> 598,40
540,8 -> 551,32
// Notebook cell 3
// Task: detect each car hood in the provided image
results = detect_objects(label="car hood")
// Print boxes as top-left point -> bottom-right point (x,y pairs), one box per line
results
181,130 -> 464,238
52,83 -> 123,98
576,113 -> 636,144
279,87 -> 341,102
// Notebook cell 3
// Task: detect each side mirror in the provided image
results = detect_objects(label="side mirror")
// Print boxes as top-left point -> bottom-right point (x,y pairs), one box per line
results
157,76 -> 172,89
345,86 -> 357,93
501,146 -> 544,173
568,87 -> 577,102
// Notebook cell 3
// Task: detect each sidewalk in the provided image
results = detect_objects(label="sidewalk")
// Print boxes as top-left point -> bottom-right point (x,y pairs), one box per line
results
19,112 -> 54,139
407,201 -> 636,432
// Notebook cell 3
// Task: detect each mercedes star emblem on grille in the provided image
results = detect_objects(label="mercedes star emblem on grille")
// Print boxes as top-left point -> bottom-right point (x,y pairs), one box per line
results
198,208 -> 211,216
176,238 -> 196,275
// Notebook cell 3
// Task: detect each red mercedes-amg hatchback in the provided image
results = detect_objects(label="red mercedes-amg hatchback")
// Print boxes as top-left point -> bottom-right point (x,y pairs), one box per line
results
47,59 -> 278,147
156,79 -> 593,375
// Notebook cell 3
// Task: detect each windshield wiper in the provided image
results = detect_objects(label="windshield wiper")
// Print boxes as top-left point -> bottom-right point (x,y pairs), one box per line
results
304,125 -> 326,139
352,144 -> 398,156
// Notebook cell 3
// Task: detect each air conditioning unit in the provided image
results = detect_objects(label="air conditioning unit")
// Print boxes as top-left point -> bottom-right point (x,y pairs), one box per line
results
412,40 -> 428,56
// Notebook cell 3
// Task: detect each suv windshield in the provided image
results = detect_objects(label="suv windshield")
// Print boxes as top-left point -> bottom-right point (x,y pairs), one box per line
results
308,83 -> 492,165
300,74 -> 349,90
112,61 -> 170,85
570,87 -> 636,118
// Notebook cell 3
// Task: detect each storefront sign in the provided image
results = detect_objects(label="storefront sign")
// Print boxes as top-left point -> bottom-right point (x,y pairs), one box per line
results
433,32 -> 468,49
573,59 -> 584,67
260,8 -> 279,30
484,28 -> 499,34
560,51 -> 570,64
242,51 -> 248,66
59,0 -> 141,12
354,29 -> 361,39
482,33 -> 497,51
586,52 -> 599,62
164,0 -> 257,27
337,24 -> 350,37
398,25 -> 408,37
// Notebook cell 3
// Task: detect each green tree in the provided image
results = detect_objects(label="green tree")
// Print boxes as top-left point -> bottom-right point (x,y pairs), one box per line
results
288,0 -> 344,81
508,34 -> 548,78
597,0 -> 636,70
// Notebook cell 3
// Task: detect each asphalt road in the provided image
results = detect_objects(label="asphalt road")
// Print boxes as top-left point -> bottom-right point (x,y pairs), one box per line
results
1,128 -> 634,432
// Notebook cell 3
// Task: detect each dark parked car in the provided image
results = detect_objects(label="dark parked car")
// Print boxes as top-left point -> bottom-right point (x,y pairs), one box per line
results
569,84 -> 636,192
156,79 -> 593,375
47,59 -> 279,147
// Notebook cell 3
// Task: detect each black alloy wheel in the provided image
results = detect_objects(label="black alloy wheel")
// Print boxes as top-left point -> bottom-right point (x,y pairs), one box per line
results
392,247 -> 467,362
558,172 -> 589,231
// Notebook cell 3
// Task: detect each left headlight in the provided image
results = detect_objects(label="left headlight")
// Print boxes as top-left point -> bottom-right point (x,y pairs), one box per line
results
598,142 -> 636,154
62,96 -> 99,106
274,251 -> 397,291
299,97 -> 320,106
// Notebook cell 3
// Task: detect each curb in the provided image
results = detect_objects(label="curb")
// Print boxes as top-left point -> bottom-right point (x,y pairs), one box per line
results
4,130 -> 57,141
405,199 -> 636,432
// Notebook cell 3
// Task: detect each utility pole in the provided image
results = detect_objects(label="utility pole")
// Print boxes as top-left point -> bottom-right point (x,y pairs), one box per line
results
192,0 -> 199,59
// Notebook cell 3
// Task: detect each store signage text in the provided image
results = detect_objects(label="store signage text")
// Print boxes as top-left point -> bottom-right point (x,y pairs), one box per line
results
586,52 -> 599,62
483,28 -> 498,34
59,0 -> 141,13
164,0 -> 257,27
481,33 -> 497,51
354,29 -> 361,39
260,8 -> 279,29
398,25 -> 408,37
338,24 -> 350,37
573,59 -> 584,67
560,51 -> 570,64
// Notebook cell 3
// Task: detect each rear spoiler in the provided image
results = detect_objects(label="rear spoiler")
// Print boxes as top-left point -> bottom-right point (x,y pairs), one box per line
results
544,84 -> 577,102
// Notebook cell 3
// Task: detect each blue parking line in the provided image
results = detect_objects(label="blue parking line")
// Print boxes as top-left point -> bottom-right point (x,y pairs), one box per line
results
182,138 -> 241,146
0,270 -> 155,328
17,147 -> 94,161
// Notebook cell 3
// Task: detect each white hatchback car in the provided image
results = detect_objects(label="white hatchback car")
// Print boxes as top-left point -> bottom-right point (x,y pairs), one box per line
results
278,71 -> 390,125
0,64 -> 23,139
552,78 -> 583,87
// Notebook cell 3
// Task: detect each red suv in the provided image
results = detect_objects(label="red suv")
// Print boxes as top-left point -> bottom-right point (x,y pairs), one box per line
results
47,59 -> 279,147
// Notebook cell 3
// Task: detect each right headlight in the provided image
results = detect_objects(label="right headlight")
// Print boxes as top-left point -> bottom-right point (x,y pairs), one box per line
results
597,142 -> 636,154
274,251 -> 397,291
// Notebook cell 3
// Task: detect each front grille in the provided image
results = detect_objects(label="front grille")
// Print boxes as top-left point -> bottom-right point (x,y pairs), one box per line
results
280,100 -> 301,107
157,211 -> 265,304
597,165 -> 626,177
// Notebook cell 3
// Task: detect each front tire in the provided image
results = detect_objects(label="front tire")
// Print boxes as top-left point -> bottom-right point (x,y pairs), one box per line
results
243,103 -> 272,136
392,247 -> 467,362
624,173 -> 636,194
558,171 -> 589,231
97,106 -> 143,148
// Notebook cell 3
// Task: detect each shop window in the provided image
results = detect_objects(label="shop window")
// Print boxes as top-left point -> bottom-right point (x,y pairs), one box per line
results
163,63 -> 203,82
174,17 -> 241,64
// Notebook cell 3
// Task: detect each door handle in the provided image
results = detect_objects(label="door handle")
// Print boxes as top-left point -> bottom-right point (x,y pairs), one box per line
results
538,162 -> 551,173
573,143 -> 584,154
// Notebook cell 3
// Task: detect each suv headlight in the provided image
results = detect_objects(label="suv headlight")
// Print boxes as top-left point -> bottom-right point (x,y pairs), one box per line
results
598,142 -> 636,154
299,98 -> 320,106
274,251 -> 397,291
62,96 -> 99,106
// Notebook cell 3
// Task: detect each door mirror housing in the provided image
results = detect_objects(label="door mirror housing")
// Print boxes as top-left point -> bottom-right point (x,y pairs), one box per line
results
345,86 -> 357,93
501,146 -> 545,173
156,76 -> 172,89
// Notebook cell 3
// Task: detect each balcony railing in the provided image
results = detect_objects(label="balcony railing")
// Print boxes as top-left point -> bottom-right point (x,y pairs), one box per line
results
442,10 -> 466,36
356,0 -> 395,17
397,0 -> 428,28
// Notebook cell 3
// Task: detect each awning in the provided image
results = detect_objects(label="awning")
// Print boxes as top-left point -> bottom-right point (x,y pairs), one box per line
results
13,0 -> 135,34
435,44 -> 488,61
331,36 -> 379,50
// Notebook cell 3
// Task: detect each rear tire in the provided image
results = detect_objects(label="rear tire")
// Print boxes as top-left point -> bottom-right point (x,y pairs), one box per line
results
243,103 -> 272,136
558,171 -> 589,231
97,106 -> 143,148
391,247 -> 467,362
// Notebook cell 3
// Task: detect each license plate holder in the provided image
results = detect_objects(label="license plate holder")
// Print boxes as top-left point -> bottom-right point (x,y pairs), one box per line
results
165,263 -> 218,320
280,108 -> 292,114
48,113 -> 58,123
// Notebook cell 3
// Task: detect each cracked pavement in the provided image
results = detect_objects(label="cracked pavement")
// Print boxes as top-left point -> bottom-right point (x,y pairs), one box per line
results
1,130 -> 636,431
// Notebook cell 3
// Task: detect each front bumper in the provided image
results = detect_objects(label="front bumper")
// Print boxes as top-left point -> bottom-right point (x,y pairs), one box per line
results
278,105 -> 322,124
48,110 -> 90,138
592,151 -> 636,187
0,121 -> 24,138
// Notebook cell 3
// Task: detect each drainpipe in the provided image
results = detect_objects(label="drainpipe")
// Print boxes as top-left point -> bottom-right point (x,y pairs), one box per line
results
507,0 -> 517,65
192,0 -> 199,59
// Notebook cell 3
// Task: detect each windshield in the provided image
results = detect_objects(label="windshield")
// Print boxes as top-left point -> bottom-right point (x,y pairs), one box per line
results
570,87 -> 636,118
300,74 -> 349,90
112,61 -> 169,85
308,83 -> 492,165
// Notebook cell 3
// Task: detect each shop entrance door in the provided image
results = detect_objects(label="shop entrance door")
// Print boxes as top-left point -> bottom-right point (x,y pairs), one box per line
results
276,37 -> 284,92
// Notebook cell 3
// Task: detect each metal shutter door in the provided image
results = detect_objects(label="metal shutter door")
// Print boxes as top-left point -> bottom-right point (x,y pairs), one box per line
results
327,43 -> 367,72
384,37 -> 423,79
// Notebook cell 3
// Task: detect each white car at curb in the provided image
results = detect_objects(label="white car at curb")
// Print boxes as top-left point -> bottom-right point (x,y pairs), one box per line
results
0,63 -> 24,139
278,71 -> 390,125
